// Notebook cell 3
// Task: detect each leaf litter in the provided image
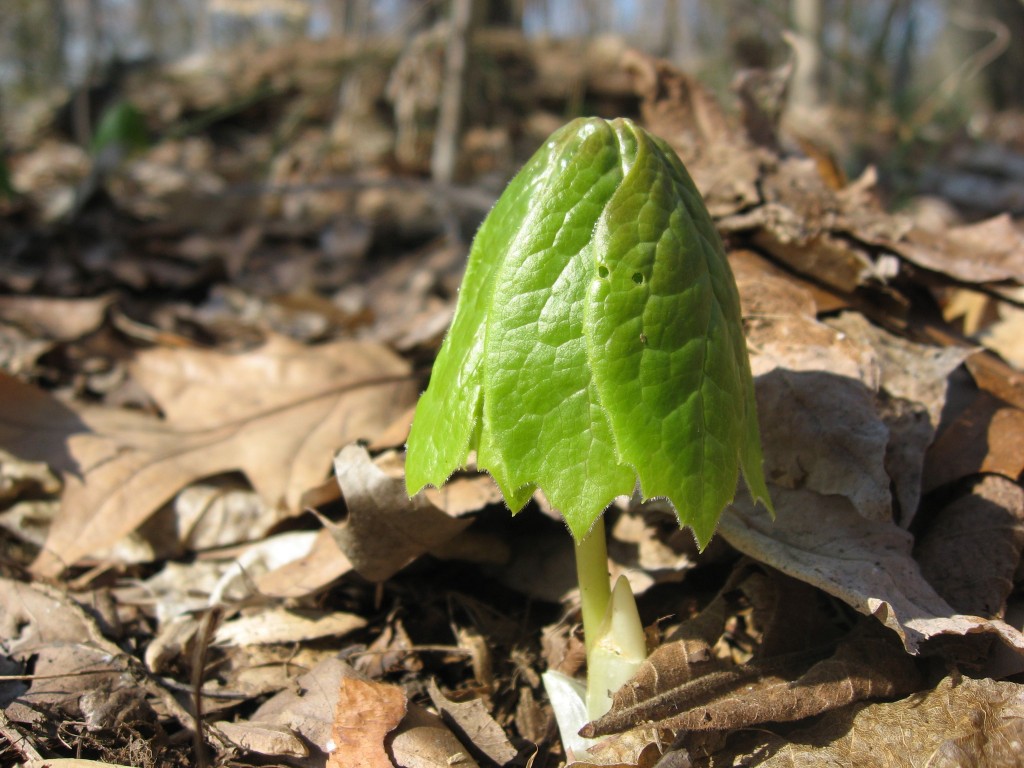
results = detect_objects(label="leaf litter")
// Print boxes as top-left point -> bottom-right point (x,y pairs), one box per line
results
0,37 -> 1023,768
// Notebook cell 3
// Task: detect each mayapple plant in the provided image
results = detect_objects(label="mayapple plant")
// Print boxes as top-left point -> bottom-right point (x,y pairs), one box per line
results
405,117 -> 771,745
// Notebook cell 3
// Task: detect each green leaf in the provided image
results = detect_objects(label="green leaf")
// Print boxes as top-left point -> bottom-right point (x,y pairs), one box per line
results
90,101 -> 149,158
406,118 -> 771,546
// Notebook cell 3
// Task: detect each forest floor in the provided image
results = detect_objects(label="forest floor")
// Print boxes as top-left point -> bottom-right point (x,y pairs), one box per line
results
1,33 -> 1024,768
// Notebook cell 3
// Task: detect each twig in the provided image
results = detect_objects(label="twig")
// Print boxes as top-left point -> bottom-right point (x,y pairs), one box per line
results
191,607 -> 223,768
903,10 -> 1010,141
0,709 -> 43,763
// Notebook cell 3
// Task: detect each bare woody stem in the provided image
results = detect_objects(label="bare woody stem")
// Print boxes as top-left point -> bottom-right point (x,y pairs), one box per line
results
574,516 -> 612,656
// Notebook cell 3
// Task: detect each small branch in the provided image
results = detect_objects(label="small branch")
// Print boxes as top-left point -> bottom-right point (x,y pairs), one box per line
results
0,709 -> 43,763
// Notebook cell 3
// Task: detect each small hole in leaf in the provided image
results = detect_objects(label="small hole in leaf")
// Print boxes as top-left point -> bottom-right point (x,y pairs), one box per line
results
598,266 -> 609,278
632,272 -> 644,284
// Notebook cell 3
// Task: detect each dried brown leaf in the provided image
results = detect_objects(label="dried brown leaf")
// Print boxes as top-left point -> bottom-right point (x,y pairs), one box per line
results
721,159 -> 897,292
249,656 -> 356,754
254,528 -> 353,599
896,214 -> 1024,285
915,475 -> 1024,618
0,294 -> 113,341
0,372 -> 89,476
329,677 -> 408,768
326,444 -> 473,581
719,488 -> 1024,654
586,626 -> 920,737
826,311 -> 973,524
214,721 -> 308,758
0,577 -> 118,656
623,51 -> 763,219
981,301 -> 1024,370
213,607 -> 366,647
0,578 -> 154,731
426,680 -> 518,765
923,391 -> 1024,492
355,617 -> 420,679
721,675 -> 1024,768
827,311 -> 971,427
589,566 -> 842,743
389,704 -> 481,768
748,307 -> 879,385
27,336 -> 415,576
755,369 -> 892,521
573,731 -> 665,767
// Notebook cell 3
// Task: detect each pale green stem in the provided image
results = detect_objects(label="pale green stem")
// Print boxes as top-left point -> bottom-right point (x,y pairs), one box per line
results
574,516 -> 611,657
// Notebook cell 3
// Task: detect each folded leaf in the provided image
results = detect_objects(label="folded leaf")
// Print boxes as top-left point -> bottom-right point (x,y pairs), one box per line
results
406,117 -> 770,545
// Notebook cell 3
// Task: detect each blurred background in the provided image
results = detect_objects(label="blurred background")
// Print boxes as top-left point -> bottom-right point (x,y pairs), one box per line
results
2,0 -> 1023,218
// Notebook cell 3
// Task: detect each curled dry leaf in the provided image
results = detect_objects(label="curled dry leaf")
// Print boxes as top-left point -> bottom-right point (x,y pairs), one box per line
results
572,730 -> 664,767
0,578 -> 155,732
826,312 -> 972,428
719,487 -> 1024,655
585,625 -> 920,738
739,271 -> 897,522
426,680 -> 518,766
743,163 -> 885,293
326,444 -> 474,582
826,311 -> 972,524
24,335 -> 415,576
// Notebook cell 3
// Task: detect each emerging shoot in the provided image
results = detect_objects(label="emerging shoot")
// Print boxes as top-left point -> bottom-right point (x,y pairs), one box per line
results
405,117 -> 771,744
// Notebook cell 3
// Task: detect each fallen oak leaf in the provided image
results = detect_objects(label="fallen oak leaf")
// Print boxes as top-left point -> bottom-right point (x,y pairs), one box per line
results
246,655 -> 354,755
127,334 -> 417,511
29,336 -> 416,576
0,372 -> 90,477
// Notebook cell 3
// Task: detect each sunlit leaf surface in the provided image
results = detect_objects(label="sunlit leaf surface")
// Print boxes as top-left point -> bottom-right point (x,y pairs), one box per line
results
406,118 -> 770,545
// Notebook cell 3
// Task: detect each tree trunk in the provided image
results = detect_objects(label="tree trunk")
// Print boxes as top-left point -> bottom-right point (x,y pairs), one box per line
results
431,0 -> 474,185
790,0 -> 823,111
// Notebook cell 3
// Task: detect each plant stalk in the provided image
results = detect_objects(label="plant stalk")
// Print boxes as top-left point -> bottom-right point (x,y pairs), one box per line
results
574,516 -> 611,656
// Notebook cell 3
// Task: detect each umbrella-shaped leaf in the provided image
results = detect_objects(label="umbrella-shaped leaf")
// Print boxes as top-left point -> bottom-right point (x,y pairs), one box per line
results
406,117 -> 770,546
